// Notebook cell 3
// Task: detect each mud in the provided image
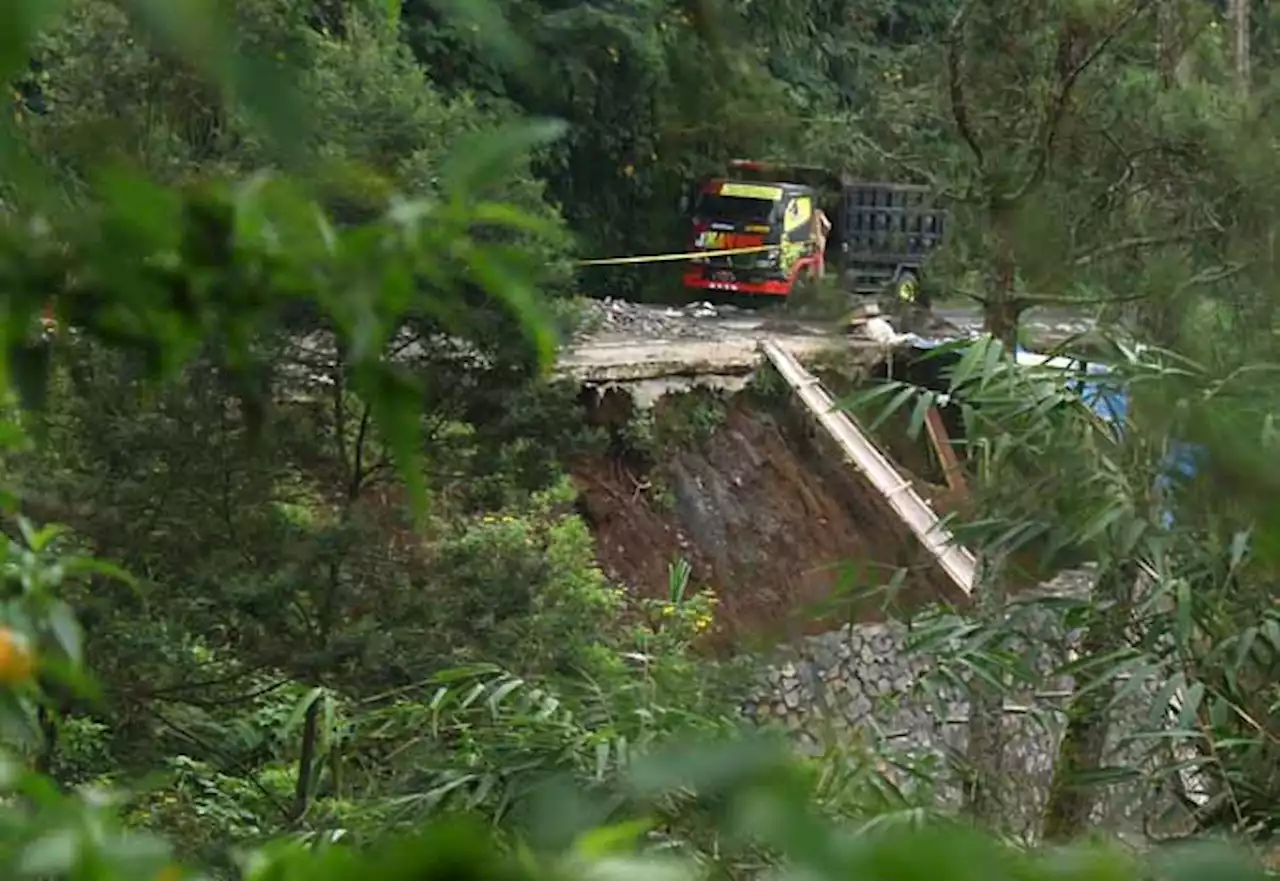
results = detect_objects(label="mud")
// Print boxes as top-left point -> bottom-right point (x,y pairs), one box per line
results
571,387 -> 963,651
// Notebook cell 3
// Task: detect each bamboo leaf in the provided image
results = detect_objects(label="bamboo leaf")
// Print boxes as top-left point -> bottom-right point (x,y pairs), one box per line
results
907,391 -> 933,440
441,119 -> 567,200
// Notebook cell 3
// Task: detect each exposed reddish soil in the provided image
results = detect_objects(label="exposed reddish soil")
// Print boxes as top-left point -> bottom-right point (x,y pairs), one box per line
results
571,391 -> 966,652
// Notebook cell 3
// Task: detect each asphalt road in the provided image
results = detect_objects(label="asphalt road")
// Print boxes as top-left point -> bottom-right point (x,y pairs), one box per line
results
933,304 -> 1096,334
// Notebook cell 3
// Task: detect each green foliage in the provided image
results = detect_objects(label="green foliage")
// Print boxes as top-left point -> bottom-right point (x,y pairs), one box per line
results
616,389 -> 729,467
858,334 -> 1280,837
430,480 -> 621,675
4,0 -> 1280,878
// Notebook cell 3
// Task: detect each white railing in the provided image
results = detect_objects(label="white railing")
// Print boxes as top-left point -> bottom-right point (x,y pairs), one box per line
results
759,340 -> 977,596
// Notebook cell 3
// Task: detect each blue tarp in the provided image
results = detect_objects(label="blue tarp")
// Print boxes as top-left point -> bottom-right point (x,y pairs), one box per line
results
895,335 -> 1202,524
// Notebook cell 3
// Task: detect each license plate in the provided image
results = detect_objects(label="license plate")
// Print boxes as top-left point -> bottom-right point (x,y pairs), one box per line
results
713,271 -> 735,282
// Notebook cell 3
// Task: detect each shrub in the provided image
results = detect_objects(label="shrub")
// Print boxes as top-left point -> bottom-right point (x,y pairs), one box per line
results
430,478 -> 621,676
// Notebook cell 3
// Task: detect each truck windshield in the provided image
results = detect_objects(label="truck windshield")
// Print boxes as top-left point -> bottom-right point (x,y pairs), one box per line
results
693,193 -> 777,225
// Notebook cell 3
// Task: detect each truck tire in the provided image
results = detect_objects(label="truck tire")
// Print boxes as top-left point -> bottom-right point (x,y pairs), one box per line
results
893,271 -> 927,307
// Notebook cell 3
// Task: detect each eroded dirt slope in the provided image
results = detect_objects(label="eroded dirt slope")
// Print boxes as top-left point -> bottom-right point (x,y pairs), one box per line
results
572,390 -> 961,650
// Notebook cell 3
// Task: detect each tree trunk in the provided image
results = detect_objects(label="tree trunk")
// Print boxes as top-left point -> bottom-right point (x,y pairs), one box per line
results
35,705 -> 59,777
1155,0 -> 1176,88
983,204 -> 1021,350
962,555 -> 1009,826
964,683 -> 1006,823
290,698 -> 321,823
1041,563 -> 1136,841
1230,0 -> 1250,95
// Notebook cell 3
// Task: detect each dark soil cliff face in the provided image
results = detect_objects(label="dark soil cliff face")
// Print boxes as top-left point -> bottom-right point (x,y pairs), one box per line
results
572,387 -> 962,650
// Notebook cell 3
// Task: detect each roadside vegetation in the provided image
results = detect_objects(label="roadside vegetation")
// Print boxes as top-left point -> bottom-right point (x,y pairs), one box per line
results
1,0 -> 1279,879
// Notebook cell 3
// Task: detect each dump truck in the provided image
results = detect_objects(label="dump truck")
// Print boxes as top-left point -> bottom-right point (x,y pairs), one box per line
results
681,160 -> 948,305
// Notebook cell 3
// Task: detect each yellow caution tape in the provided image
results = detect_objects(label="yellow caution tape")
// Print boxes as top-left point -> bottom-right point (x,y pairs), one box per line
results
576,244 -> 779,267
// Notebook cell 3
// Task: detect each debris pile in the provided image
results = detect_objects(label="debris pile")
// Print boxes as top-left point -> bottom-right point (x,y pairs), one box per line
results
572,294 -> 1095,348
843,301 -> 969,344
576,297 -> 736,341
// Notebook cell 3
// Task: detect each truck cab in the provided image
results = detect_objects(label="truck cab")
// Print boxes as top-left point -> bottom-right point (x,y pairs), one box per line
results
682,178 -> 822,296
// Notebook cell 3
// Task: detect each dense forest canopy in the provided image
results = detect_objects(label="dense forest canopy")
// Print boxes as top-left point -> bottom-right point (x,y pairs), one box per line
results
1,0 -> 1280,879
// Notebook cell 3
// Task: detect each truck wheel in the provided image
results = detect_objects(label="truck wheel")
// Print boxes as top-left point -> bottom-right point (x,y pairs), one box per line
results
893,271 -> 920,305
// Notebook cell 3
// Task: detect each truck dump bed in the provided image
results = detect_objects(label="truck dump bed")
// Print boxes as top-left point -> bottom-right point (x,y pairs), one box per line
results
839,183 -> 947,293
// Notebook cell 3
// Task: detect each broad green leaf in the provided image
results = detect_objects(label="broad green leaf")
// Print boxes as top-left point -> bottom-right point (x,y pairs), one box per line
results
949,338 -> 989,392
96,833 -> 173,875
353,363 -> 428,523
440,119 -> 568,200
17,517 -> 65,554
595,740 -> 610,780
431,664 -> 503,683
459,682 -> 487,709
1145,672 -> 1185,730
1175,681 -> 1205,730
284,687 -> 325,735
487,677 -> 526,711
980,336 -> 1004,387
46,600 -> 82,664
425,0 -> 533,76
1076,502 -> 1129,546
572,819 -> 653,858
18,827 -> 79,876
863,384 -> 918,433
907,390 -> 933,439
1175,578 -> 1193,648
626,735 -> 790,799
472,201 -> 560,235
465,248 -> 557,371
1228,528 -> 1250,570
55,555 -> 138,588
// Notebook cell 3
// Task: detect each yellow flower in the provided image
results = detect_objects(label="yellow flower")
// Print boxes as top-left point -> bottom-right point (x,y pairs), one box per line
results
0,628 -> 35,687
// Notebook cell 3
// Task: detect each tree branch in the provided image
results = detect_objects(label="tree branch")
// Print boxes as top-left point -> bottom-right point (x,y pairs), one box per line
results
1087,128 -> 1138,215
137,664 -> 277,699
846,132 -> 950,193
1015,289 -> 1150,306
1004,0 -> 1155,205
348,401 -> 374,502
945,0 -> 985,171
1173,262 -> 1247,295
952,286 -> 992,306
151,706 -> 292,820
1014,261 -> 1243,307
1071,227 -> 1216,267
